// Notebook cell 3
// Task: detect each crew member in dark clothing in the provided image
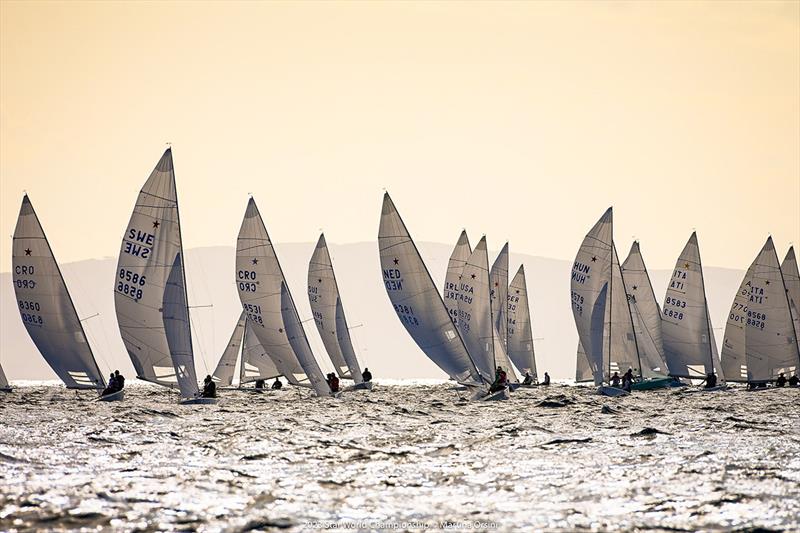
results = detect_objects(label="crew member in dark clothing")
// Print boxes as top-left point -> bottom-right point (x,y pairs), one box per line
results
114,370 -> 125,391
328,373 -> 340,393
790,374 -> 800,387
201,375 -> 216,398
705,373 -> 718,389
522,372 -> 534,386
102,373 -> 118,396
271,378 -> 283,390
622,369 -> 634,391
542,372 -> 550,386
362,368 -> 373,382
254,379 -> 265,389
490,366 -> 508,393
776,373 -> 787,387
610,372 -> 621,388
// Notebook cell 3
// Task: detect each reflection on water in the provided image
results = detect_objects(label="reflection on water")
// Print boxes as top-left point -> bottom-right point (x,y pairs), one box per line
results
0,381 -> 798,531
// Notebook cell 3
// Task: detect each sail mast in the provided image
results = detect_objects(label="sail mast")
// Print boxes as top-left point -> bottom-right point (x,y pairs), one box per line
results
608,212 -> 613,383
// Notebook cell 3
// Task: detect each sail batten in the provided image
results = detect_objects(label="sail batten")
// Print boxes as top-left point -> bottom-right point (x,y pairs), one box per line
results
13,195 -> 105,390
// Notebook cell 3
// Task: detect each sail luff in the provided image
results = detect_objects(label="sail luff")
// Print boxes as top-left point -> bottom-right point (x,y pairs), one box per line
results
13,195 -> 106,389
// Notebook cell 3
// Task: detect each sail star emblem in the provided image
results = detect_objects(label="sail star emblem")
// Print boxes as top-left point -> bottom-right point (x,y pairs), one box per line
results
393,258 -> 399,265
591,256 -> 597,262
252,258 -> 258,265
765,280 -> 770,285
471,273 -> 476,279
152,220 -> 160,229
684,262 -> 690,269
318,279 -> 322,284
632,285 -> 638,291
24,248 -> 31,256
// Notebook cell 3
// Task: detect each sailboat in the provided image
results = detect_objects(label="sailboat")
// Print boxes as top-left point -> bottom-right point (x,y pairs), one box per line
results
458,237 -> 516,399
570,208 -> 640,396
443,231 -> 472,326
12,195 -> 110,396
507,265 -> 538,384
488,242 -> 520,386
212,311 -> 283,390
114,149 -> 212,404
720,238 -> 800,384
307,234 -> 371,390
781,246 -> 800,358
575,341 -> 593,383
0,363 -> 12,393
621,242 -> 676,390
235,198 -> 332,397
378,193 -> 487,394
661,232 -> 724,384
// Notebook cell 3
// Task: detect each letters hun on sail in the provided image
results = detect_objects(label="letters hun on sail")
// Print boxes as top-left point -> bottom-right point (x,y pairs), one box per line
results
308,234 -> 363,382
114,149 -> 200,399
721,238 -> 800,382
13,195 -> 106,389
378,193 -> 483,385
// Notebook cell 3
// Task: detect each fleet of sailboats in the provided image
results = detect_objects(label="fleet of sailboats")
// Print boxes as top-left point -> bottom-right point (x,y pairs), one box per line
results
4,151 -> 798,398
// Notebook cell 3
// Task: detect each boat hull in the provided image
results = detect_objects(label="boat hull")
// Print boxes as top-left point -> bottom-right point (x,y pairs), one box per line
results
0,387 -> 12,393
97,390 -> 125,402
598,386 -> 630,397
350,381 -> 374,391
481,388 -> 510,401
631,377 -> 681,391
180,397 -> 218,405
702,384 -> 728,392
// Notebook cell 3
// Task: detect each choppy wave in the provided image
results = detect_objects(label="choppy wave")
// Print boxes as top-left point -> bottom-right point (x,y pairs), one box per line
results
1,382 -> 798,531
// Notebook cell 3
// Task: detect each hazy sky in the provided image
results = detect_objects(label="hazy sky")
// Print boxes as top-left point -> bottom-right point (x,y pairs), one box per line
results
1,1 -> 798,274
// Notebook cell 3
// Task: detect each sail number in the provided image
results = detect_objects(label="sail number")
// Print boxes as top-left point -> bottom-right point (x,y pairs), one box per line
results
238,270 -> 257,292
242,303 -> 263,325
14,265 -> 36,289
571,291 -> 585,316
20,312 -> 44,325
117,269 -> 146,301
746,311 -> 767,330
308,285 -> 320,302
18,300 -> 41,312
18,299 -> 44,325
393,303 -> 419,326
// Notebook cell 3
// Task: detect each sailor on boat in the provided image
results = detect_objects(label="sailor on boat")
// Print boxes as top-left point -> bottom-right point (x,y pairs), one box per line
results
522,372 -> 534,386
704,373 -> 718,389
362,368 -> 373,382
789,374 -> 799,387
542,372 -> 550,386
102,373 -> 118,396
201,375 -> 217,398
622,369 -> 634,392
775,373 -> 787,387
610,372 -> 621,388
327,373 -> 341,393
489,366 -> 508,393
254,379 -> 265,390
114,370 -> 125,391
271,378 -> 283,390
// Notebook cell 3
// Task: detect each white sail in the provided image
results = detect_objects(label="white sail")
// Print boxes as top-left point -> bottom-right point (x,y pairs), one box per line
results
212,311 -> 247,387
621,242 -> 668,377
570,208 -> 614,385
240,319 -> 282,384
661,232 -> 723,379
0,363 -> 9,389
115,149 -> 201,396
12,195 -> 106,389
721,238 -> 800,382
308,234 -> 363,382
609,244 -> 642,378
378,193 -> 484,385
279,282 -> 331,396
235,197 -> 325,391
575,341 -> 593,382
507,265 -> 537,378
490,242 -> 509,348
782,246 -> 800,357
443,231 -> 472,326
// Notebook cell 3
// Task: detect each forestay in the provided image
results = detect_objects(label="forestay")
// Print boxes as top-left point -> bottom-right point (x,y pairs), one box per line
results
13,195 -> 105,389
279,282 -> 331,396
621,242 -> 668,377
378,193 -> 483,385
443,231 -> 472,326
235,198 -> 312,388
507,265 -> 537,379
661,233 -> 723,379
308,234 -> 363,382
115,149 -> 199,393
782,246 -> 800,357
490,243 -> 509,348
721,238 -> 800,382
212,311 -> 247,387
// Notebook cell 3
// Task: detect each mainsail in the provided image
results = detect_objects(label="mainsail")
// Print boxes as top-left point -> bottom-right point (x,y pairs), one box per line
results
490,243 -> 509,349
13,194 -> 105,390
661,232 -> 723,379
308,233 -> 363,382
378,193 -> 484,385
279,282 -> 330,396
443,231 -> 472,325
621,242 -> 668,377
721,238 -> 800,382
507,265 -> 537,379
114,149 -> 201,399
782,246 -> 800,357
212,311 -> 247,387
235,198 -> 327,394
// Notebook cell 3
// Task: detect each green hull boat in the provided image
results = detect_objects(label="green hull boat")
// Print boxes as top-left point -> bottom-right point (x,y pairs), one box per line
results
631,377 -> 682,391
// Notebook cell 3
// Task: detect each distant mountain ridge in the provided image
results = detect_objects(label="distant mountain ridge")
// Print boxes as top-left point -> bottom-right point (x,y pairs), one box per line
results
0,242 -> 745,382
